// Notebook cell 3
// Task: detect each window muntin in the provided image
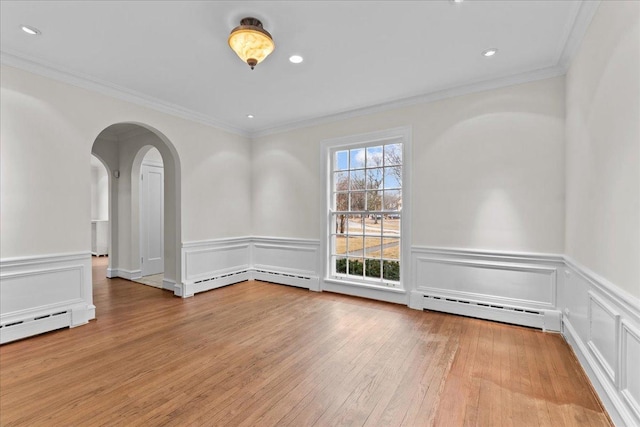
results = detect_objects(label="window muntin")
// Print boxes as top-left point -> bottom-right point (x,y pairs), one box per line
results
330,141 -> 403,287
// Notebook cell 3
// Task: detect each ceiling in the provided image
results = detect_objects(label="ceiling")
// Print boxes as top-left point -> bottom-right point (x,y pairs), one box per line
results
1,1 -> 597,136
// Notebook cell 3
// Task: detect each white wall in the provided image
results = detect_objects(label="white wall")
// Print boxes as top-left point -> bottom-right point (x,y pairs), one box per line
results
0,64 -> 252,262
252,76 -> 566,254
565,1 -> 640,298
90,158 -> 108,220
142,147 -> 162,165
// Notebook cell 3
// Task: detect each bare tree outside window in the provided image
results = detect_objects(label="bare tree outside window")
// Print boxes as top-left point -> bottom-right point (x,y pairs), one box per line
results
330,142 -> 403,284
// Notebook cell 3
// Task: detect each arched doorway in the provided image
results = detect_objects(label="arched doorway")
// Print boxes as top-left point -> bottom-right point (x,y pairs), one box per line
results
90,122 -> 182,296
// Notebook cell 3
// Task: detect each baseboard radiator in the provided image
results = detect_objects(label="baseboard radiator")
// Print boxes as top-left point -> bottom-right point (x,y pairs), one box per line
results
0,310 -> 71,344
421,294 -> 561,331
188,269 -> 251,295
252,269 -> 315,289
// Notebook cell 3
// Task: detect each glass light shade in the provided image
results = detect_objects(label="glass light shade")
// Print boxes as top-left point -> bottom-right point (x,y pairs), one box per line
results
228,20 -> 275,69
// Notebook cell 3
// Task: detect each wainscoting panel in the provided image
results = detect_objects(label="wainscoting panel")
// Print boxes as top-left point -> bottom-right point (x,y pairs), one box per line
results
0,252 -> 94,344
180,238 -> 251,297
563,257 -> 640,427
410,247 -> 564,331
252,237 -> 320,290
588,291 -> 620,385
179,237 -> 321,296
620,320 -> 640,421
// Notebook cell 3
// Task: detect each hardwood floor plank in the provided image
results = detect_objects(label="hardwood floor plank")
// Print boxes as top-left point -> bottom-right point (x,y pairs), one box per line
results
0,257 -> 612,426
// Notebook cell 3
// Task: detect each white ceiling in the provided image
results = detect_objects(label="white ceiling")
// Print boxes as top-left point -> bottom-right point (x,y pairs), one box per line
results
1,1 -> 597,136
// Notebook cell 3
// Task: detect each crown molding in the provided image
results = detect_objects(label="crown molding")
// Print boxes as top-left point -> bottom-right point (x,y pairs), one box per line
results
250,65 -> 566,138
1,0 -> 600,140
0,49 -> 250,138
250,0 -> 600,138
556,0 -> 601,71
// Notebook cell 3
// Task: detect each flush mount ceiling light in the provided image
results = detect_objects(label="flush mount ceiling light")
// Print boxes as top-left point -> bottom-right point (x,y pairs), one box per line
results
247,114 -> 254,119
20,25 -> 41,35
228,17 -> 275,70
482,48 -> 498,57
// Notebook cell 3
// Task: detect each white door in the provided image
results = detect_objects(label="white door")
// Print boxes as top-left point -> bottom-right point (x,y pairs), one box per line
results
141,163 -> 164,276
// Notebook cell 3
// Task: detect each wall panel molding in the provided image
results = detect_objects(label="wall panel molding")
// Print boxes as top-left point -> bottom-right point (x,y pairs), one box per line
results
0,252 -> 94,344
620,320 -> 640,421
180,237 -> 252,297
179,236 -> 321,297
410,246 -> 564,331
252,237 -> 321,291
563,259 -> 640,427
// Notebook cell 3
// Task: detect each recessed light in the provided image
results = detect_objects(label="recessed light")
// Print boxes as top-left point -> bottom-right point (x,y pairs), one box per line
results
482,48 -> 498,57
21,25 -> 41,35
289,55 -> 304,64
450,0 -> 464,3
247,114 -> 254,119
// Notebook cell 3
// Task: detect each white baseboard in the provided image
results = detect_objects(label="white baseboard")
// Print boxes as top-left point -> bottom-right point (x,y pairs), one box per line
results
109,268 -> 142,281
0,252 -> 94,344
162,278 -> 177,293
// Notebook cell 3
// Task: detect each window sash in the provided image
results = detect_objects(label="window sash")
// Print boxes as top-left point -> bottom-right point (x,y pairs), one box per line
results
329,141 -> 403,287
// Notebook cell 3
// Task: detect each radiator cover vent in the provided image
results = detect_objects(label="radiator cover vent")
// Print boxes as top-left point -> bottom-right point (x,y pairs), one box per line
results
424,295 -> 543,316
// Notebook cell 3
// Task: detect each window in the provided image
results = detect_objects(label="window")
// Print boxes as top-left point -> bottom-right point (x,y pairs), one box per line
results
324,127 -> 409,290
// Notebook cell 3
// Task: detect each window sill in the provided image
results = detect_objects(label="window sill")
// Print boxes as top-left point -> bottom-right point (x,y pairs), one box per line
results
323,277 -> 407,294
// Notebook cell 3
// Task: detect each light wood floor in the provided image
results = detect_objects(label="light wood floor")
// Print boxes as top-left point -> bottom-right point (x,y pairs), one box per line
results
0,257 -> 611,426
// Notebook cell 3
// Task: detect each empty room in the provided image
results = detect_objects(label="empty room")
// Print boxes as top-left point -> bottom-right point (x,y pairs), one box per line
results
1,1 -> 638,425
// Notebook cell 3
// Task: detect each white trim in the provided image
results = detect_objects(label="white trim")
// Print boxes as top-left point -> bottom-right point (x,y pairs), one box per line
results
0,251 -> 90,267
322,279 -> 407,305
0,252 -> 94,344
252,236 -> 321,247
563,258 -> 640,427
413,245 -> 565,264
180,236 -> 322,296
563,318 -> 632,427
182,236 -> 252,249
587,291 -> 620,385
410,246 -> 563,331
620,320 -> 640,421
0,2 -> 598,140
253,67 -> 565,138
107,269 -> 143,281
321,126 -> 411,294
565,256 -> 640,321
557,0 -> 602,71
0,50 -> 249,137
162,278 -> 177,292
251,237 -> 321,291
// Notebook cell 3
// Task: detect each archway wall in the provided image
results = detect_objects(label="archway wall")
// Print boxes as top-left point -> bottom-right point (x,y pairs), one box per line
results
0,65 -> 251,340
2,65 -> 251,260
92,132 -> 179,287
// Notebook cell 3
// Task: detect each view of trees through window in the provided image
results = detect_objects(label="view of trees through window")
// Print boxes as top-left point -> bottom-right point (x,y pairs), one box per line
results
330,142 -> 402,285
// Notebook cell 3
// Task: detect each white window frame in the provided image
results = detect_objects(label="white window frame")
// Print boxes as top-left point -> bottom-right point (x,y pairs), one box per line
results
321,126 -> 411,292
